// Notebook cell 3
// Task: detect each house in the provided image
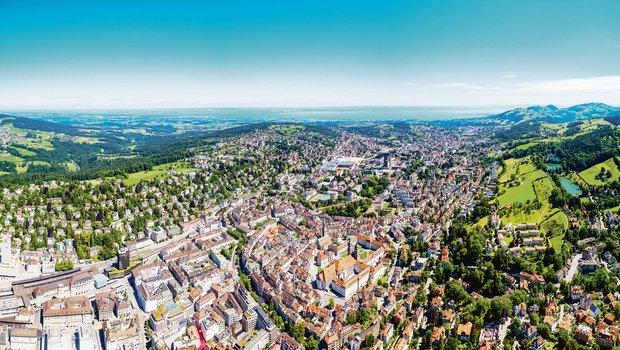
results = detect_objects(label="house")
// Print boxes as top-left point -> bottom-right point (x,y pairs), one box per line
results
514,303 -> 527,318
575,325 -> 592,344
597,328 -> 617,349
379,323 -> 394,343
521,322 -> 537,340
571,285 -> 583,302
542,316 -> 554,329
441,310 -> 454,324
431,327 -> 445,347
531,335 -> 546,350
456,322 -> 472,341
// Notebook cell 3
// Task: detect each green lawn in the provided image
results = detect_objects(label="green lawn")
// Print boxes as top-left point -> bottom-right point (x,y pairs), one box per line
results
122,161 -> 198,185
499,158 -> 519,183
63,161 -> 79,171
606,205 -> 620,214
8,146 -> 36,157
74,136 -> 101,144
513,141 -> 539,151
497,156 -> 564,234
497,162 -> 541,206
30,161 -> 50,166
4,123 -> 27,136
0,155 -> 51,173
542,210 -> 569,252
495,156 -> 570,252
359,249 -> 370,260
578,157 -> 620,186
549,234 -> 564,252
14,139 -> 54,151
472,216 -> 489,230
0,154 -> 24,164
274,125 -> 305,135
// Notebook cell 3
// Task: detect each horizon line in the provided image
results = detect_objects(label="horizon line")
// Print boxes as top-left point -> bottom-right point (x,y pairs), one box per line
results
1,102 -> 613,112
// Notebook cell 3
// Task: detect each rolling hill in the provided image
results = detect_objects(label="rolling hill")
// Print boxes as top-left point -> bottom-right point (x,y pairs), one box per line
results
489,103 -> 620,124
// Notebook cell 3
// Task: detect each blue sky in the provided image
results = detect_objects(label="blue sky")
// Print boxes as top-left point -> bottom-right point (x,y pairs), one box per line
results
1,0 -> 619,108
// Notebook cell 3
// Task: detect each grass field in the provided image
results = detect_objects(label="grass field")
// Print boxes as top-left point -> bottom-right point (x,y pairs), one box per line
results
274,125 -> 305,135
8,146 -> 36,157
0,154 -> 52,173
30,161 -> 50,166
496,157 -> 568,247
0,154 -> 25,164
578,157 -> 620,186
514,141 -> 539,151
4,123 -> 27,136
63,161 -> 79,171
74,137 -> 101,144
122,161 -> 198,185
606,205 -> 620,214
472,216 -> 489,230
14,139 -> 54,151
497,159 -> 540,206
543,210 -> 569,251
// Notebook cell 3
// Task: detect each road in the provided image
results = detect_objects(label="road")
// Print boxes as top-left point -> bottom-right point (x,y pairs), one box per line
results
414,276 -> 433,350
563,253 -> 582,282
554,304 -> 565,332
497,317 -> 511,349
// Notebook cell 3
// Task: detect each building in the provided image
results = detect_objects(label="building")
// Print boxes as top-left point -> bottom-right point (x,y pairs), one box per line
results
42,296 -> 93,330
316,256 -> 371,300
0,233 -> 17,277
279,333 -> 304,350
9,328 -> 43,350
104,316 -> 144,350
456,322 -> 472,341
242,329 -> 270,350
117,247 -> 130,270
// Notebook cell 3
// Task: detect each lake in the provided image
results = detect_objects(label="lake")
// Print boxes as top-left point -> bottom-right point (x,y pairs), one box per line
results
545,163 -> 562,171
560,177 -> 582,196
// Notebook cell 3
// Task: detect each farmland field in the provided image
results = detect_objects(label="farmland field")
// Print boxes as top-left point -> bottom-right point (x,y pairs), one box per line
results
122,161 -> 198,185
496,157 -> 567,241
578,157 -> 620,186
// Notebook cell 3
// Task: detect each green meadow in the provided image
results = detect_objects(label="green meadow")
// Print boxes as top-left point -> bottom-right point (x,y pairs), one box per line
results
578,157 -> 620,186
122,161 -> 198,186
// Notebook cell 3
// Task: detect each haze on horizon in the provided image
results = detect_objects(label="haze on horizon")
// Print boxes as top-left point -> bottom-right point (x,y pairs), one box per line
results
1,0 -> 620,109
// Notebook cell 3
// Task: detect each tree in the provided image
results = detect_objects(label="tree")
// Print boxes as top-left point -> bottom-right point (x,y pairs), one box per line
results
327,298 -> 335,310
489,297 -> 513,322
556,329 -> 569,349
538,324 -> 553,341
445,280 -> 472,306
55,260 -> 74,271
291,323 -> 306,345
305,337 -> 319,350
362,334 -> 375,349
565,338 -> 578,350
445,337 -> 459,350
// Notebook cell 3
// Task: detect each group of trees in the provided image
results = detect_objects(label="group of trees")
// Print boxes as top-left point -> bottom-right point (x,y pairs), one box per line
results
360,176 -> 389,198
55,260 -> 74,271
506,126 -> 620,173
345,308 -> 374,328
323,198 -> 372,217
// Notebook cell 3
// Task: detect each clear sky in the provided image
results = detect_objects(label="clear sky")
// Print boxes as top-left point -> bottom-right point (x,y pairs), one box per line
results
1,0 -> 620,108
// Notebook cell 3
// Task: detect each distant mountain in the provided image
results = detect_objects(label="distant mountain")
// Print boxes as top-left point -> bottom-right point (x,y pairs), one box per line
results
488,103 -> 620,124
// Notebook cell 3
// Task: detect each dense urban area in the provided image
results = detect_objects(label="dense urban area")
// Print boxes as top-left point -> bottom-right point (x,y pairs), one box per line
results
1,106 -> 620,350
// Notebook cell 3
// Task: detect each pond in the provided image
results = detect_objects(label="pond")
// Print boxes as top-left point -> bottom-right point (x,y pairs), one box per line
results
545,163 -> 562,171
560,177 -> 582,196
